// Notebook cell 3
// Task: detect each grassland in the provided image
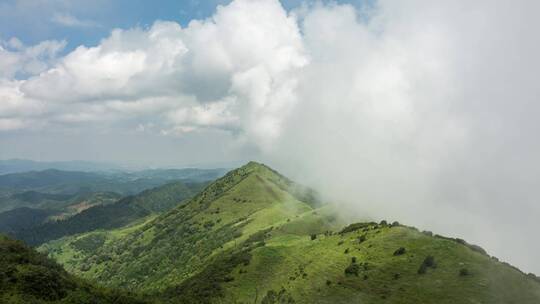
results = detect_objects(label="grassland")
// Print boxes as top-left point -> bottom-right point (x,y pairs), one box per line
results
39,162 -> 540,303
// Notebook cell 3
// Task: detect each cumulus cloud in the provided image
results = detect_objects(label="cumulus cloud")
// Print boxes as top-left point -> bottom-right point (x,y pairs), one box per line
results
1,0 -> 540,274
5,0 -> 306,142
0,38 -> 66,78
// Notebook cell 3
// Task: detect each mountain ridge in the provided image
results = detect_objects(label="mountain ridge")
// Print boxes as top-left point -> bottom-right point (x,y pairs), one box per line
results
38,162 -> 540,303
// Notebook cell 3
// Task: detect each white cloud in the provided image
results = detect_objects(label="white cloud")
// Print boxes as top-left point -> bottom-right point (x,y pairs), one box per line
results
0,38 -> 66,78
267,0 -> 540,275
0,118 -> 25,131
1,0 -> 540,274
52,13 -> 100,28
4,0 -> 307,142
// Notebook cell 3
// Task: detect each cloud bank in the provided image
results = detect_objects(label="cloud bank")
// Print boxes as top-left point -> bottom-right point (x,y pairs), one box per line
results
1,0 -> 540,274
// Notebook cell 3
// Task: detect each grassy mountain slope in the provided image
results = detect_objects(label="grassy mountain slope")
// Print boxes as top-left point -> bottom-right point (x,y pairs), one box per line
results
211,222 -> 540,303
14,180 -> 207,246
42,162 -> 326,292
127,180 -> 207,213
0,235 -> 148,304
40,162 -> 540,303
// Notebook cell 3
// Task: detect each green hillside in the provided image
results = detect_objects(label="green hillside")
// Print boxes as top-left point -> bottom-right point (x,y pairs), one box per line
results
13,180 -> 207,246
40,162 -> 540,303
41,162 -> 323,291
0,235 -> 148,304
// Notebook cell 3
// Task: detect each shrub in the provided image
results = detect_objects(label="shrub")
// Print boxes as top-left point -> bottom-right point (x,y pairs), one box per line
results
467,244 -> 488,256
393,273 -> 401,280
261,288 -> 295,304
422,230 -> 433,237
459,268 -> 470,276
326,280 -> 332,286
203,220 -> 215,229
423,256 -> 436,268
357,235 -> 366,243
310,234 -> 317,241
351,257 -> 357,264
344,248 -> 350,254
418,256 -> 436,274
80,264 -> 91,272
344,263 -> 360,276
393,247 -> 406,256
391,221 -> 400,227
337,240 -> 344,246
527,273 -> 540,283
380,220 -> 388,226
245,228 -> 272,245
339,222 -> 376,234
455,238 -> 466,245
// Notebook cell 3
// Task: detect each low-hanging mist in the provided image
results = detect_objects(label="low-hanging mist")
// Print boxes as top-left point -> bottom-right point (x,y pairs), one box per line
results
1,0 -> 540,274
264,0 -> 540,275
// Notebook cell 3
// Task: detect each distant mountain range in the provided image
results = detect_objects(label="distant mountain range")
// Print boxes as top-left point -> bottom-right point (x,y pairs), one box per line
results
0,158 -> 235,175
0,167 -> 227,210
0,159 -> 123,175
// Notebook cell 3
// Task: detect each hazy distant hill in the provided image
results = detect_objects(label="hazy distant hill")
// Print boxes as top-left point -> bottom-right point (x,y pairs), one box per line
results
9,180 -> 208,246
0,169 -> 106,190
0,159 -> 121,175
0,159 -> 230,177
41,162 -> 540,303
0,167 -> 226,193
0,167 -> 226,213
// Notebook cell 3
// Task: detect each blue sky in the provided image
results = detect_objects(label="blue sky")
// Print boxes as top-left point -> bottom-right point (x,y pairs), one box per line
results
0,0 -> 231,52
0,0 -> 370,54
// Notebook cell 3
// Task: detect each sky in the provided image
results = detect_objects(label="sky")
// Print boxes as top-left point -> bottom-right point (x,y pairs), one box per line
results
1,0 -> 540,275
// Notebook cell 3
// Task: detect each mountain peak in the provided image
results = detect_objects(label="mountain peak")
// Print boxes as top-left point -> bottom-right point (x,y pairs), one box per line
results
240,161 -> 272,172
236,161 -> 286,180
